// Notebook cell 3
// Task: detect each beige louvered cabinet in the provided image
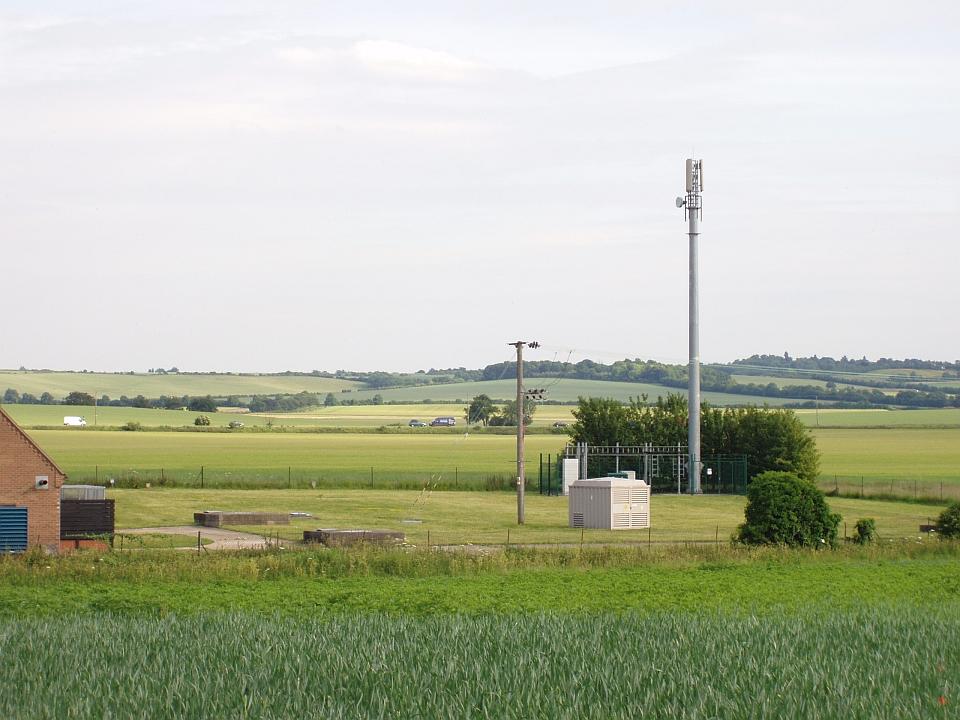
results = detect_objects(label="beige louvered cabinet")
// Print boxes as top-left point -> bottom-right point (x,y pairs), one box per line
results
568,478 -> 650,530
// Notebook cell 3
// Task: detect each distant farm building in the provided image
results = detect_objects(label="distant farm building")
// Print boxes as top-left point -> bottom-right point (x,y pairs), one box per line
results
0,406 -> 67,552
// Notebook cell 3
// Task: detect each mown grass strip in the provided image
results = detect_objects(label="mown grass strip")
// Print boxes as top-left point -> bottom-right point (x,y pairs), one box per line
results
2,552 -> 958,617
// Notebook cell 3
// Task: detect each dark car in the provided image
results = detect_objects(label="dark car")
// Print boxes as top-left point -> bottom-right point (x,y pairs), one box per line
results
408,420 -> 426,427
552,421 -> 568,428
429,417 -> 457,427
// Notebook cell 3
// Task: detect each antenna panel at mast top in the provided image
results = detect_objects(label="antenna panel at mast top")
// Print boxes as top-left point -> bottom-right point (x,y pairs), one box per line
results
685,158 -> 703,193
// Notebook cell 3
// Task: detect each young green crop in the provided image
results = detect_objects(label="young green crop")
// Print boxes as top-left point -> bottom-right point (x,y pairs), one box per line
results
1,610 -> 956,719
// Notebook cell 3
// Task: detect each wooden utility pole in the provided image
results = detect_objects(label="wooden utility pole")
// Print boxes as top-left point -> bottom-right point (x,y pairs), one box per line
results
509,340 -> 539,524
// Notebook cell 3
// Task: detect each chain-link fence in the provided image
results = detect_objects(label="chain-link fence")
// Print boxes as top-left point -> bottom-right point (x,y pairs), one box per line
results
817,475 -> 959,503
62,465 -> 958,503
66,466 -> 528,491
537,452 -> 748,495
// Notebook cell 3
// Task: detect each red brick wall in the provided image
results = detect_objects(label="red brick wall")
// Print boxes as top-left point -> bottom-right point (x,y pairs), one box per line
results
0,411 -> 65,552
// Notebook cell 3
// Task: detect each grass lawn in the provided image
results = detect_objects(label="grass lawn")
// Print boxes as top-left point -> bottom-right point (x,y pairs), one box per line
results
107,488 -> 941,546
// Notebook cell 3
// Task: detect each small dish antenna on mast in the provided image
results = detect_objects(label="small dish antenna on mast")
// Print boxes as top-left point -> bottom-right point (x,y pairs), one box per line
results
675,197 -> 685,208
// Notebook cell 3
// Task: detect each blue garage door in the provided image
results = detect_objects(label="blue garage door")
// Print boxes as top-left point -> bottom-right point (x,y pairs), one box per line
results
0,507 -> 28,552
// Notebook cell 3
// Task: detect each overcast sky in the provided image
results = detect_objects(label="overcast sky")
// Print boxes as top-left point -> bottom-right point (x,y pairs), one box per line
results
2,1 -> 957,372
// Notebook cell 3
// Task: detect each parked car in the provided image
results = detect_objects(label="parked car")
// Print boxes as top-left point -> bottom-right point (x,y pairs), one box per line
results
552,421 -> 568,428
408,420 -> 426,427
429,416 -> 457,427
228,420 -> 244,429
63,416 -> 87,427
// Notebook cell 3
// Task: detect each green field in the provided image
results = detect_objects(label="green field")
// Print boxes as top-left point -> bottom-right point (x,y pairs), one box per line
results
0,369 -> 359,399
343,378 -> 796,405
27,430 -> 569,488
1,402 -> 577,429
8,403 -> 960,431
2,609 -> 955,719
1,370 -> 791,406
796,407 -> 960,427
1,544 -> 958,719
105,488 -> 941,546
3,488 -> 958,718
1,404 -> 291,428
23,426 -> 960,493
813,428 -> 960,484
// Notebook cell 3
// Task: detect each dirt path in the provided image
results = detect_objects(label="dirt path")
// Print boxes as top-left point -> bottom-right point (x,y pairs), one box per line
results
121,526 -> 272,550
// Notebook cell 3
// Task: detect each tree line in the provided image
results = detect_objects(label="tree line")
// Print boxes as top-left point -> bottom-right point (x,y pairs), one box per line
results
567,394 -> 820,482
478,358 -> 959,408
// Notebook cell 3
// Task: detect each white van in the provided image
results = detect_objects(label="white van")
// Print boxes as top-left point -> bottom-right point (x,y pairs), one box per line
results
63,416 -> 87,427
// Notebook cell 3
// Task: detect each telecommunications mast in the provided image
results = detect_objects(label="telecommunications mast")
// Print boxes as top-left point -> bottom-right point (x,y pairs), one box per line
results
676,159 -> 703,494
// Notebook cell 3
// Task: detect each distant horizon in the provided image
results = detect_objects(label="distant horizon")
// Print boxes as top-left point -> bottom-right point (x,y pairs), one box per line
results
2,350 -> 958,377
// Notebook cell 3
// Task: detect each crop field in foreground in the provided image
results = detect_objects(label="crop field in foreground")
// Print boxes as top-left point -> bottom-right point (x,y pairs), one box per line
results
1,610 -> 957,720
102,489 -> 943,546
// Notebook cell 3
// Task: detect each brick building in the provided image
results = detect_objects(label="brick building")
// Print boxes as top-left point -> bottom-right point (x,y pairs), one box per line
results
0,406 -> 66,552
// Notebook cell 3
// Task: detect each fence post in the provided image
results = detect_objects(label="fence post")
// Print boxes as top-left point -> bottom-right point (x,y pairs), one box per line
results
201,466 -> 204,489
96,465 -> 99,484
835,475 -> 838,493
288,466 -> 291,489
197,531 -> 201,554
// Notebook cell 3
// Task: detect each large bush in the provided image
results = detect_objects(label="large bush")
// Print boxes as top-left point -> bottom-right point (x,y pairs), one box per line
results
736,471 -> 840,547
934,503 -> 960,539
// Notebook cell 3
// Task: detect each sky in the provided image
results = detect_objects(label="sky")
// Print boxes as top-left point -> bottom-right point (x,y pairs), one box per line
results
2,1 -> 958,372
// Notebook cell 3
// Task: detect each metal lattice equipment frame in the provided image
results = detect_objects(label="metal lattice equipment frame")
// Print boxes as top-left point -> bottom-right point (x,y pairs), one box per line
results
539,443 -> 748,495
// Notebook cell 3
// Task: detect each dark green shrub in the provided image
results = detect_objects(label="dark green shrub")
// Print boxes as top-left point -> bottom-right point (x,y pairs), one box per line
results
121,421 -> 142,432
853,518 -> 876,545
194,416 -> 211,427
736,471 -> 840,548
934,503 -> 960,539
